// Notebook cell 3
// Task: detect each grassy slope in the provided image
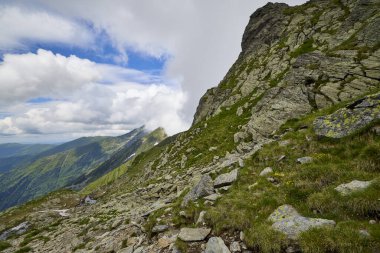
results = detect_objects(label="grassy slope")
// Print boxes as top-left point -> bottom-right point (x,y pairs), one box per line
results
161,100 -> 380,253
82,128 -> 167,194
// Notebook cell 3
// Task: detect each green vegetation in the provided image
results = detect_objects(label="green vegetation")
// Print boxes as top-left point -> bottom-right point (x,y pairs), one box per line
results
200,102 -> 380,251
0,241 -> 11,251
289,38 -> 316,58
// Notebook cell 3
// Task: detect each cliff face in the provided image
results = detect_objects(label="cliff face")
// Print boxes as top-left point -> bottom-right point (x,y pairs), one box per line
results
0,1 -> 379,253
194,0 -> 379,147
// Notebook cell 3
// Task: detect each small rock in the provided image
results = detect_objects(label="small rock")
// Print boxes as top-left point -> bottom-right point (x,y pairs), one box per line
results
277,155 -> 286,162
117,246 -> 134,253
165,175 -> 173,180
209,147 -> 218,151
204,193 -> 221,201
152,225 -> 169,233
335,180 -> 372,196
239,231 -> 245,241
279,140 -> 290,147
237,107 -> 244,116
178,227 -> 211,242
134,246 -> 145,253
296,156 -> 313,164
230,241 -> 241,252
158,237 -> 172,248
205,237 -> 231,253
369,220 -> 376,225
359,229 -> 371,237
214,169 -> 239,188
196,211 -> 206,225
111,219 -> 122,229
259,167 -> 273,176
179,211 -> 187,217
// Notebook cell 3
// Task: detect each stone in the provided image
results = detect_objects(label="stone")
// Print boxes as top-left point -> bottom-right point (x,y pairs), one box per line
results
178,227 -> 211,242
214,169 -> 239,188
279,140 -> 290,147
182,175 -> 215,207
158,237 -> 172,248
0,221 -> 29,240
268,204 -> 335,239
209,147 -> 218,151
197,211 -> 206,225
237,107 -> 244,116
369,220 -> 377,225
259,167 -> 273,176
112,219 -> 122,229
314,93 -> 380,138
134,246 -> 145,253
230,241 -> 241,252
84,195 -> 97,204
359,229 -> 371,237
117,246 -> 134,253
335,180 -> 372,196
152,224 -> 169,233
204,193 -> 221,201
205,237 -> 231,253
296,156 -> 313,164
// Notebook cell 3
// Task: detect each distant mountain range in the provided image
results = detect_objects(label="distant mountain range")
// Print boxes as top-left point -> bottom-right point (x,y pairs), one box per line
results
0,126 -> 166,211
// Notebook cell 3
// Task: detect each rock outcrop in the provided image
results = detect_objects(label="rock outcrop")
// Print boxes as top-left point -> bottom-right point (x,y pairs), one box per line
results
314,93 -> 380,138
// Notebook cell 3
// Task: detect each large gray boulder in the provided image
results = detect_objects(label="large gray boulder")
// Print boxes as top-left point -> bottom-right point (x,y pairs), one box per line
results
214,169 -> 239,188
178,227 -> 211,242
268,205 -> 335,239
335,180 -> 373,196
205,237 -> 231,253
182,175 -> 214,207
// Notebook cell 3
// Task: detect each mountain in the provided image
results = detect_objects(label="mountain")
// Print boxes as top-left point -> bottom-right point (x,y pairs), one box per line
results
0,143 -> 54,159
0,0 -> 379,252
0,143 -> 55,174
0,126 -> 166,211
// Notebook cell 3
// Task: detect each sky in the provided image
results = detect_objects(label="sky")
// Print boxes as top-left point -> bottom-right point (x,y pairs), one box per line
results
0,0 -> 307,144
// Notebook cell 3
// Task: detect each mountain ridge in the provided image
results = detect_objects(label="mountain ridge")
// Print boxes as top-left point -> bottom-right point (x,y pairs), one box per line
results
0,0 -> 379,252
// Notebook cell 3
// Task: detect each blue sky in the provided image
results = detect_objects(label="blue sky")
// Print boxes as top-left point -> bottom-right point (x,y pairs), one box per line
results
0,0 -> 307,143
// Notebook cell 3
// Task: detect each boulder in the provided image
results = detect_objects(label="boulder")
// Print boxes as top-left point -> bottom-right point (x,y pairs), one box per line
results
205,237 -> 231,253
314,93 -> 380,138
214,169 -> 239,188
182,175 -> 215,207
335,180 -> 372,196
268,205 -> 335,239
178,228 -> 211,242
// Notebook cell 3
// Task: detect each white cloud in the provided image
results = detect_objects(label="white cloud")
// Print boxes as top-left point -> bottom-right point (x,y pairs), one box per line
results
0,49 -> 100,105
0,5 -> 93,51
0,50 -> 187,143
31,0 -> 307,119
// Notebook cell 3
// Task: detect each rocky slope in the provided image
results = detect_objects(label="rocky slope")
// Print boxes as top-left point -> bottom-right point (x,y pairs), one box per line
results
0,0 -> 379,252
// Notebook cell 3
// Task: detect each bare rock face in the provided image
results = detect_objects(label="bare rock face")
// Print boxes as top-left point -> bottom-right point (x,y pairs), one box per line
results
193,0 -> 380,145
314,93 -> 380,138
